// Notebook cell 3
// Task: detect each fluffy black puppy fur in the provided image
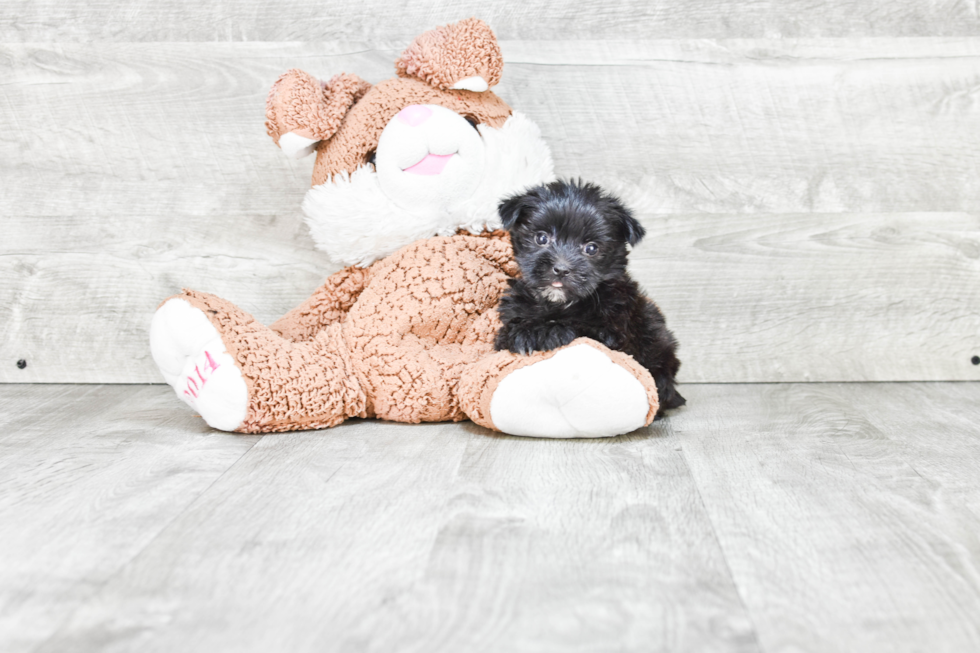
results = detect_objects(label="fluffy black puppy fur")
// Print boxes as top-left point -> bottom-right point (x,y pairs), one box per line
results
494,179 -> 686,416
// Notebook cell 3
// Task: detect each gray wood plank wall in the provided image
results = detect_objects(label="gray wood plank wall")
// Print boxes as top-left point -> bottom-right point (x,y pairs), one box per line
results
1,7 -> 979,383
4,1 -> 980,40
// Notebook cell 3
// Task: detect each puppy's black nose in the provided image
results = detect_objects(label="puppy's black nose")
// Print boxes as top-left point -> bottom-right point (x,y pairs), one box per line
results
553,265 -> 569,278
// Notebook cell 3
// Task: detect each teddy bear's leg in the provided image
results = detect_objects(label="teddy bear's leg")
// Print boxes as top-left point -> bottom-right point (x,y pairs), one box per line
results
151,291 -> 366,433
269,266 -> 370,343
458,338 -> 660,439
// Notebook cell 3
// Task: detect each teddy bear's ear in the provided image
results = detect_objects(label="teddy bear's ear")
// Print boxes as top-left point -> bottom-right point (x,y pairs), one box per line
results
265,69 -> 371,158
394,18 -> 503,92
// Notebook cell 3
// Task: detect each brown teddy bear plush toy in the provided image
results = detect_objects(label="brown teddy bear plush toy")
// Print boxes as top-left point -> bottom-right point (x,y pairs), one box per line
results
149,18 -> 660,438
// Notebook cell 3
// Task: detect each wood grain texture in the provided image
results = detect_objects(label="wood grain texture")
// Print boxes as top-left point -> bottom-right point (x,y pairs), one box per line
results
0,384 -> 259,653
673,382 -> 980,652
2,0 -> 979,41
5,40 -> 980,218
0,210 -> 331,382
28,403 -> 757,653
4,209 -> 977,384
5,383 -> 980,651
3,39 -> 980,382
631,211 -> 980,383
507,39 -> 980,214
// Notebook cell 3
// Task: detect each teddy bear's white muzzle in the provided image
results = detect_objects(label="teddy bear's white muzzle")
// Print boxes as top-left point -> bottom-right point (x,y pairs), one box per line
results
375,104 -> 486,216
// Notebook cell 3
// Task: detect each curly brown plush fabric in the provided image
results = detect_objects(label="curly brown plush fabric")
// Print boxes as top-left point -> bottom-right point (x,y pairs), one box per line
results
263,18 -> 511,182
395,17 -> 504,91
178,289 -> 368,432
311,76 -> 512,183
271,266 -> 372,342
265,69 -> 371,145
171,233 -> 512,432
166,231 -> 660,434
345,232 -> 517,422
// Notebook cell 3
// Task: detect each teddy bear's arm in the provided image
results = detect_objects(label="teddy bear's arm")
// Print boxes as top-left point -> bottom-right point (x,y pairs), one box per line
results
270,266 -> 371,342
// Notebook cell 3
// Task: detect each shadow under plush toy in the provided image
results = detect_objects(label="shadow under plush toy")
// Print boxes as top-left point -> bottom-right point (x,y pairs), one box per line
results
150,18 -> 662,438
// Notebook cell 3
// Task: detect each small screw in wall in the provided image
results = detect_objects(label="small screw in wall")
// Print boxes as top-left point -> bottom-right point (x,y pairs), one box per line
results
973,356 -> 980,366
16,359 -> 27,369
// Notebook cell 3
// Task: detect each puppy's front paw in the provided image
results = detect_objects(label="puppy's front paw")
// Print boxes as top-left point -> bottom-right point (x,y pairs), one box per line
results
539,324 -> 577,350
508,324 -> 576,355
510,330 -> 538,356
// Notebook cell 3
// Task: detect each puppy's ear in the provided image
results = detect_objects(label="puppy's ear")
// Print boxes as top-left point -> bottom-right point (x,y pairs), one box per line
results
498,193 -> 535,230
614,204 -> 646,246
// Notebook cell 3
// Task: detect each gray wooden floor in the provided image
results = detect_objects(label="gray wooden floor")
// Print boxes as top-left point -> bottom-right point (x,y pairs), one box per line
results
3,383 -> 979,652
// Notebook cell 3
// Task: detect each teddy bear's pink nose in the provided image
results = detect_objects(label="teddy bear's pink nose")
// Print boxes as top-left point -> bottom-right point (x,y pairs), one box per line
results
396,105 -> 432,127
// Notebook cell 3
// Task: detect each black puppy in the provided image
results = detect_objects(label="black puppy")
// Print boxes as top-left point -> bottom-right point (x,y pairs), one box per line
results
494,179 -> 686,416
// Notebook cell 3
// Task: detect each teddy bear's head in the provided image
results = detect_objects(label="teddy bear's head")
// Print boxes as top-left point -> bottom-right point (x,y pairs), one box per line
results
265,19 -> 555,267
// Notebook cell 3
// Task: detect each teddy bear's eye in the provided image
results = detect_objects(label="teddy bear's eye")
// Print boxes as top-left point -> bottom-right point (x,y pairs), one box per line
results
464,116 -> 480,131
365,150 -> 377,167
535,232 -> 549,246
583,243 -> 598,256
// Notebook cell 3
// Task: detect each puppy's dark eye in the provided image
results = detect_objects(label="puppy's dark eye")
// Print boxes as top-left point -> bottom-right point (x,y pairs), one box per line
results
464,116 -> 480,131
365,150 -> 377,167
535,232 -> 550,246
583,242 -> 598,256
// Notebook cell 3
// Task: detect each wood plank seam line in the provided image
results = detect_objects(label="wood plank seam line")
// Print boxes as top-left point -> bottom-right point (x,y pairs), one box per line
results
665,416 -> 767,652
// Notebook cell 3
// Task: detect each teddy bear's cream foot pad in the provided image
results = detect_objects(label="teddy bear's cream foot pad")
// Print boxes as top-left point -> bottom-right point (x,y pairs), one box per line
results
489,344 -> 650,438
150,298 -> 248,432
